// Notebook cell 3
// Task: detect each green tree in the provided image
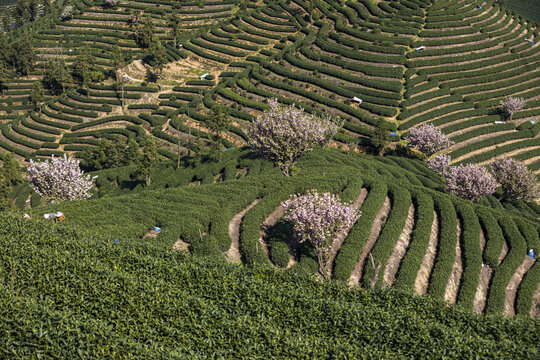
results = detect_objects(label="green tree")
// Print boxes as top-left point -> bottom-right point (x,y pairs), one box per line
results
72,46 -> 96,88
137,137 -> 158,186
124,138 -> 140,165
151,40 -> 167,91
372,118 -> 391,156
0,172 -> 13,211
110,45 -> 127,108
1,152 -> 22,186
2,9 -> 10,33
0,61 -> 8,95
207,105 -> 231,138
0,33 -> 10,63
168,13 -> 182,49
43,59 -> 69,94
29,81 -> 44,111
28,0 -> 39,21
12,0 -> 27,29
10,35 -> 35,75
135,16 -> 155,48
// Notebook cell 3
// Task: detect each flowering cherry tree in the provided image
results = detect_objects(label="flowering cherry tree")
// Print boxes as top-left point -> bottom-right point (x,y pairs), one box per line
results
247,99 -> 341,176
490,157 -> 540,200
444,164 -> 497,202
282,191 -> 361,278
27,155 -> 97,204
406,124 -> 454,157
428,154 -> 451,175
500,96 -> 525,121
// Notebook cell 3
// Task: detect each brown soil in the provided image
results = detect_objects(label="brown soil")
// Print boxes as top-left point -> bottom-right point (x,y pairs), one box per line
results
327,188 -> 368,273
383,204 -> 415,286
227,199 -> 260,263
504,256 -> 535,316
415,210 -> 439,296
474,265 -> 493,314
348,197 -> 392,287
172,238 -> 191,253
499,242 -> 509,265
444,222 -> 463,304
473,230 -> 491,314
143,229 -> 159,239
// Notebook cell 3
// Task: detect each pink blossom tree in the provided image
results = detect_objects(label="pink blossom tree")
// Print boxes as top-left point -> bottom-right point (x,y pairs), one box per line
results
428,154 -> 451,175
247,99 -> 342,176
27,155 -> 97,204
500,96 -> 525,121
282,191 -> 361,279
490,157 -> 540,200
444,164 -> 497,202
406,124 -> 454,157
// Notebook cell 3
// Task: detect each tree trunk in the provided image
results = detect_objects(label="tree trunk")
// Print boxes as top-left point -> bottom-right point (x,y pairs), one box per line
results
146,171 -> 150,187
177,137 -> 181,169
121,82 -> 125,109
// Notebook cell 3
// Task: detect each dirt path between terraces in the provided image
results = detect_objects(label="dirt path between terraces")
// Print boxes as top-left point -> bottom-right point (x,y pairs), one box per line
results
227,199 -> 261,263
445,222 -> 463,304
348,197 -> 392,287
384,204 -> 415,286
415,210 -> 439,296
474,230 -> 491,314
504,256 -> 536,316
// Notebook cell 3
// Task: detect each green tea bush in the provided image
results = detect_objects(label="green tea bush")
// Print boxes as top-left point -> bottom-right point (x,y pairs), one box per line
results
454,200 -> 482,311
333,180 -> 387,281
362,185 -> 412,288
1,214 -> 537,358
484,217 -> 527,315
426,194 -> 458,299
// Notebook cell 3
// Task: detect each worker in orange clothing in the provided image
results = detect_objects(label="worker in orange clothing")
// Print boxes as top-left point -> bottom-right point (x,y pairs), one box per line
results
55,211 -> 65,222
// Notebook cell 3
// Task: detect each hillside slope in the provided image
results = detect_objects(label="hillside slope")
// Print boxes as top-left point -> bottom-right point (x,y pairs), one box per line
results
0,0 -> 538,175
0,213 -> 538,358
24,147 -> 540,317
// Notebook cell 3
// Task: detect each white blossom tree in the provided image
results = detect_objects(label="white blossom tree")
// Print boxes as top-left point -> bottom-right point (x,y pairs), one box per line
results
444,164 -> 497,202
27,155 -> 97,204
247,99 -> 341,176
406,124 -> 454,157
500,96 -> 525,121
282,191 -> 361,279
490,157 -> 540,200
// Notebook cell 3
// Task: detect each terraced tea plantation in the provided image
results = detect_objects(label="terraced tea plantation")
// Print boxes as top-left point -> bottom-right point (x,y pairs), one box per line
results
24,148 -> 537,320
0,0 -> 538,175
1,1 -> 539,356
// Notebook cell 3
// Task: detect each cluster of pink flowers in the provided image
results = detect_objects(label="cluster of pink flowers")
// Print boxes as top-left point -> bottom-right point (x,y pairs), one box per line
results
444,164 -> 497,202
282,191 -> 361,278
406,124 -> 455,157
27,155 -> 97,204
428,154 -> 451,175
491,157 -> 540,200
247,99 -> 341,176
